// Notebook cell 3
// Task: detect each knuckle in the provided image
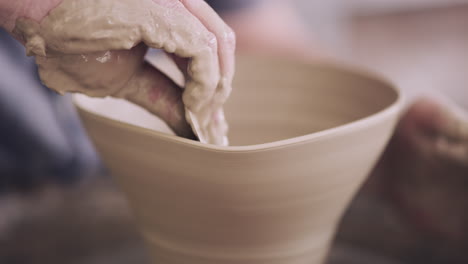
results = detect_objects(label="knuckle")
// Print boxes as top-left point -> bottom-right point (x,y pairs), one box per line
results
206,31 -> 218,50
155,0 -> 184,9
222,26 -> 236,50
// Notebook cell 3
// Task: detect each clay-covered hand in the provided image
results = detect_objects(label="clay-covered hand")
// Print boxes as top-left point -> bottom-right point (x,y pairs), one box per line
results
365,98 -> 468,257
1,0 -> 235,142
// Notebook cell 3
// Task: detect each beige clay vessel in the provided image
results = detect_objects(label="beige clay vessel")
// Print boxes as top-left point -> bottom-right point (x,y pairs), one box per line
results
74,55 -> 402,264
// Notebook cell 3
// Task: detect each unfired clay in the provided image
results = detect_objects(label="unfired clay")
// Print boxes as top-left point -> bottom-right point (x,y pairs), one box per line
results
14,0 -> 232,145
74,55 -> 402,264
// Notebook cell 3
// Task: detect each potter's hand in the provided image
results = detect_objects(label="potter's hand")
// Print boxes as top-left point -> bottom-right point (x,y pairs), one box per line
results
361,98 -> 468,258
1,0 -> 235,141
383,98 -> 468,240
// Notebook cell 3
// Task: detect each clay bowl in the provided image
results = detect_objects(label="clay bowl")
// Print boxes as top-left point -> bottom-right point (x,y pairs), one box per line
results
74,55 -> 401,264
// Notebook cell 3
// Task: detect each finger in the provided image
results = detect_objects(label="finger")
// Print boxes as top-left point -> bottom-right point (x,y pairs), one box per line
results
145,0 -> 220,112
398,98 -> 468,163
179,0 -> 235,78
179,0 -> 236,89
36,42 -> 196,139
122,61 -> 196,139
144,0 -> 229,143
403,98 -> 468,141
34,43 -> 149,97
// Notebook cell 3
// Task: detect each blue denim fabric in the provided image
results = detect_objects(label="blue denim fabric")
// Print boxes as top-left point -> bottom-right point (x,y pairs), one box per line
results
0,29 -> 101,190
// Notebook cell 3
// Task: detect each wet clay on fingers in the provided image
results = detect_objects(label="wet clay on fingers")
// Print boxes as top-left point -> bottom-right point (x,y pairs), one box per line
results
13,0 -> 232,145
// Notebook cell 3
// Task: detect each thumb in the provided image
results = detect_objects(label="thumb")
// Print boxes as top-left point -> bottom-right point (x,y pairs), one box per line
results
121,61 -> 196,139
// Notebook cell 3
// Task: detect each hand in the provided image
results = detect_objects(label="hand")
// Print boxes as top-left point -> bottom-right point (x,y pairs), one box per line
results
353,97 -> 468,261
2,0 -> 235,140
379,98 -> 468,239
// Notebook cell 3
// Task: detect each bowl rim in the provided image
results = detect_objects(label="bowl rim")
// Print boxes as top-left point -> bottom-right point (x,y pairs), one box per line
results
74,58 -> 403,153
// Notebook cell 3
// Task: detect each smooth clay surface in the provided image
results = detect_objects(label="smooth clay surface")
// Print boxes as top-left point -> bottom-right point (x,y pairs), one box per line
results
74,55 -> 402,264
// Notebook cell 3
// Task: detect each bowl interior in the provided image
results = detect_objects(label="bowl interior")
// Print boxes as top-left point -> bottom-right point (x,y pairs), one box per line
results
74,56 -> 399,146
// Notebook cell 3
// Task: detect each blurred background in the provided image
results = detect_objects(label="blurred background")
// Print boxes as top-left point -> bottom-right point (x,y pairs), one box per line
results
1,0 -> 467,264
296,0 -> 468,108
